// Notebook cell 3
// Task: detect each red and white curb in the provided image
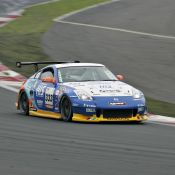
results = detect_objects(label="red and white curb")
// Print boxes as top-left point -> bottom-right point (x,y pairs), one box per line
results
0,10 -> 24,27
0,0 -> 60,89
0,10 -> 25,90
0,62 -> 26,82
148,114 -> 175,125
0,62 -> 26,92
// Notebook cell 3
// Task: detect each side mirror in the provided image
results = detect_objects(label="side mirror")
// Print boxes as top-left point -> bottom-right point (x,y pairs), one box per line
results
41,76 -> 56,84
116,74 -> 124,81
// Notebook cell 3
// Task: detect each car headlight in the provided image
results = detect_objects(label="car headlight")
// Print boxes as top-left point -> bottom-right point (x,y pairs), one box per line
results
74,90 -> 92,101
132,89 -> 143,99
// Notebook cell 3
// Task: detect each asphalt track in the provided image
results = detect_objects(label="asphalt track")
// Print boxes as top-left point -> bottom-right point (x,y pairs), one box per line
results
0,87 -> 175,175
43,0 -> 175,104
0,0 -> 175,175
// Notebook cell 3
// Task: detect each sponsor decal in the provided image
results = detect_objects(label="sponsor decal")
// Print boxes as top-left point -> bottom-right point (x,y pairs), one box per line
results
55,107 -> 59,111
26,81 -> 35,89
86,108 -> 95,113
58,86 -> 66,96
73,103 -> 79,107
88,117 -> 97,121
109,102 -> 126,106
138,104 -> 144,107
113,98 -> 119,101
37,100 -> 43,107
45,104 -> 53,109
138,106 -> 145,112
92,93 -> 101,96
64,81 -> 133,96
83,104 -> 96,108
36,84 -> 47,97
33,81 -> 38,89
55,90 -> 60,96
54,90 -> 60,109
30,107 -> 37,111
100,84 -> 112,89
99,89 -> 121,93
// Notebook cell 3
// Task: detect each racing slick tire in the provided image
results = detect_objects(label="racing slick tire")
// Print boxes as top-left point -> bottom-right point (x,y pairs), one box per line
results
60,96 -> 73,122
19,92 -> 29,115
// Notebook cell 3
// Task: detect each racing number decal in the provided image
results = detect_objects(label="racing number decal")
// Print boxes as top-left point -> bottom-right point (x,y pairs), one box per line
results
45,94 -> 53,102
45,87 -> 55,107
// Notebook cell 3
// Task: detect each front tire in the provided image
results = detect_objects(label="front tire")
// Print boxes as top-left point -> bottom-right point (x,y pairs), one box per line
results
19,92 -> 29,115
60,96 -> 73,122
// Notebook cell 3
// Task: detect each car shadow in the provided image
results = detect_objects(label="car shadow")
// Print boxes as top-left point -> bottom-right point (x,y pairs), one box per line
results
16,112 -> 149,125
72,120 -> 148,125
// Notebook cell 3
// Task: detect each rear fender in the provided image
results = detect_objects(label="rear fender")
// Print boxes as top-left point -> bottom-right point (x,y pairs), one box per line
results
16,81 -> 30,110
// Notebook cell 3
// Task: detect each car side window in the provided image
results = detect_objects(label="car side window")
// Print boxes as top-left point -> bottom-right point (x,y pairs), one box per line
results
40,68 -> 54,80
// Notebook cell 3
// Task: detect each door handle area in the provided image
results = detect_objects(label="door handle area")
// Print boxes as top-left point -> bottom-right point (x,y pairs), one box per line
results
30,90 -> 34,96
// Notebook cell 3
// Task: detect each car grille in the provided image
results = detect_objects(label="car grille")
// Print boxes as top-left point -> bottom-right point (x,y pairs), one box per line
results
102,109 -> 137,118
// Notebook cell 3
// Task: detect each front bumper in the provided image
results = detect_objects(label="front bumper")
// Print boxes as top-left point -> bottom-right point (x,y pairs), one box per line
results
71,96 -> 148,122
71,105 -> 148,122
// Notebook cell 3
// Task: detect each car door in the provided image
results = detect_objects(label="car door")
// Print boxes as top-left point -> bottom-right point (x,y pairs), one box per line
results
34,67 -> 57,111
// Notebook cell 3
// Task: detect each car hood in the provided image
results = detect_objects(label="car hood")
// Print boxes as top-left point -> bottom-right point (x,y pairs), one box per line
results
63,81 -> 135,97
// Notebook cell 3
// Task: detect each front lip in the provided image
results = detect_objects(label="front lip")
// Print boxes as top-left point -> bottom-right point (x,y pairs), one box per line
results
72,114 -> 149,122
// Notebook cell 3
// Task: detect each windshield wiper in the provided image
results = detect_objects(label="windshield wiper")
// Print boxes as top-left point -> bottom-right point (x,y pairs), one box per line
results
100,79 -> 117,81
77,80 -> 117,82
79,80 -> 97,82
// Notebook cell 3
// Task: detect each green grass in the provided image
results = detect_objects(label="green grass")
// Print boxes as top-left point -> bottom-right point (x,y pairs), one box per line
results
146,97 -> 175,117
0,0 -> 107,75
0,0 -> 174,117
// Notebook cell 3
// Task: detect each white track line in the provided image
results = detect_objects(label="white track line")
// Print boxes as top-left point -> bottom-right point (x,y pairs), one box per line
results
57,20 -> 175,40
0,84 -> 19,93
149,115 -> 175,124
0,17 -> 13,22
0,81 -> 23,86
26,0 -> 61,8
7,10 -> 24,16
55,0 -> 120,21
148,121 -> 175,127
54,0 -> 175,40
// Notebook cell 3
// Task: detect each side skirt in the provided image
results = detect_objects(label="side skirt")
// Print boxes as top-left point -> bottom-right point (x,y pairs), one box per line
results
29,109 -> 62,119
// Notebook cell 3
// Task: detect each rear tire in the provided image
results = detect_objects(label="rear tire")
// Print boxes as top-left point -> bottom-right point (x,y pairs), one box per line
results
60,96 -> 73,122
19,92 -> 29,115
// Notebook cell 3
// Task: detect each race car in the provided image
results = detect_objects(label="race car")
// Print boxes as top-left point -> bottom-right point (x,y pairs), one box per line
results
16,61 -> 148,122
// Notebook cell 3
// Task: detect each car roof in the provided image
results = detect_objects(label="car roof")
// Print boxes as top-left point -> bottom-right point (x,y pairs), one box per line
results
54,62 -> 104,68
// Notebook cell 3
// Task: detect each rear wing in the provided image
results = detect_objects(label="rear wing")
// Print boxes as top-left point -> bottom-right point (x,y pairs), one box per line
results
16,60 -> 80,72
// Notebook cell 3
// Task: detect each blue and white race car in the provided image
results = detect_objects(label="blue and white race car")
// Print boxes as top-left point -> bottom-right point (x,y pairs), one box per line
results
16,61 -> 148,122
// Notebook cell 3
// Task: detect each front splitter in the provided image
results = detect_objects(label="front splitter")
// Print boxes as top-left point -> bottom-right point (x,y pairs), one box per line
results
72,114 -> 148,122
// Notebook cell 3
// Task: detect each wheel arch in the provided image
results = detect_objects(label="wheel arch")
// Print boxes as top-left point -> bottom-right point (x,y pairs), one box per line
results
17,89 -> 29,110
59,94 -> 73,122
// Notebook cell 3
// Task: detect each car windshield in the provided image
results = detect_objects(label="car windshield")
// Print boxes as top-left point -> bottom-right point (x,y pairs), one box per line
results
57,66 -> 117,83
